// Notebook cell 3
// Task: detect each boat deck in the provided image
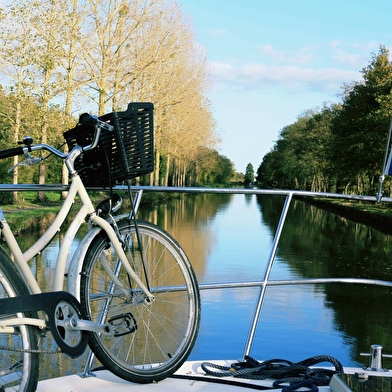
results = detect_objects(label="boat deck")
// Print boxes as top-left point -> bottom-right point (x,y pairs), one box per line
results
35,360 -> 392,392
35,361 -> 322,391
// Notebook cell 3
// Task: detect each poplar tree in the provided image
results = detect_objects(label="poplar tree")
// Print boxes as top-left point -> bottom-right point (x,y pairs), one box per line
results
0,0 -> 219,190
0,0 -> 37,201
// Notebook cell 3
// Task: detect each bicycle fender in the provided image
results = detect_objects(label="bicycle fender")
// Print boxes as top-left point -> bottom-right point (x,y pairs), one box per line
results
67,214 -> 130,301
67,226 -> 101,302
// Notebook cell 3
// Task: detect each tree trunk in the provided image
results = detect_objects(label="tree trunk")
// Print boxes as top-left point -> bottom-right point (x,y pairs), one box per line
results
61,155 -> 69,200
37,121 -> 48,202
12,98 -> 22,202
38,163 -> 47,201
154,149 -> 160,186
164,153 -> 171,186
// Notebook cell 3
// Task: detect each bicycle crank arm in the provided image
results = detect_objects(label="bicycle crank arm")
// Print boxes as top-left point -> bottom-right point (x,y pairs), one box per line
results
66,313 -> 137,337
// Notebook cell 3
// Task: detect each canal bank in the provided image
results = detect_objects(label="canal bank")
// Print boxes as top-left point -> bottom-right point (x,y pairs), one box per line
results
298,195 -> 392,234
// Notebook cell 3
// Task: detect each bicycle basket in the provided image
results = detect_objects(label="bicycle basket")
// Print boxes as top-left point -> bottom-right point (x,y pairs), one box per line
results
63,102 -> 154,186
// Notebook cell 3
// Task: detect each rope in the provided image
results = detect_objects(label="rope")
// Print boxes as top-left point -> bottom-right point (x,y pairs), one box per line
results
201,355 -> 343,391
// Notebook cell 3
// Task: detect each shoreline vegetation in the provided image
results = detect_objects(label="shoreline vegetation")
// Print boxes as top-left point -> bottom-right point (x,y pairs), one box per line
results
1,190 -> 182,235
2,189 -> 392,235
296,196 -> 392,234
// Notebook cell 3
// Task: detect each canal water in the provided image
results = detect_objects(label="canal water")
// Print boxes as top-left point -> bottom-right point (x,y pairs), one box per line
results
16,192 -> 392,380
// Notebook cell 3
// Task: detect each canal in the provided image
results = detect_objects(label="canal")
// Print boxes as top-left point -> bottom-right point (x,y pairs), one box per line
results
14,191 -> 392,380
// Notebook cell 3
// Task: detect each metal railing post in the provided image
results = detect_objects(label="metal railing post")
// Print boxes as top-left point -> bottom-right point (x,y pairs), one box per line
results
243,193 -> 293,358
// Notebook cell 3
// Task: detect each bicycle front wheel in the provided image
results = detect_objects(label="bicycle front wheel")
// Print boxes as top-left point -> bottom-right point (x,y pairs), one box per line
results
80,219 -> 200,383
0,246 -> 39,392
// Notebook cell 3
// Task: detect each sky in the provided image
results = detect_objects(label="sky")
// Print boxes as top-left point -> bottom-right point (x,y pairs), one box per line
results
178,0 -> 392,173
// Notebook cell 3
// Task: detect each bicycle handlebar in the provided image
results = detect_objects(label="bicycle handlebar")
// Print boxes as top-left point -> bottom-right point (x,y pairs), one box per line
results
0,112 -> 114,163
0,146 -> 25,160
79,113 -> 114,132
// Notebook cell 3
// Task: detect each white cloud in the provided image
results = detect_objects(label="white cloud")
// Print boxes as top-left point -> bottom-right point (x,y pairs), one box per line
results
259,44 -> 316,65
328,40 -> 386,68
207,41 -> 383,106
256,41 -> 383,76
210,60 -> 360,93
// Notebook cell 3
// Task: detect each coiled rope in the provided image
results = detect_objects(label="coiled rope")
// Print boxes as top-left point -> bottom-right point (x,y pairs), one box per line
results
201,355 -> 343,391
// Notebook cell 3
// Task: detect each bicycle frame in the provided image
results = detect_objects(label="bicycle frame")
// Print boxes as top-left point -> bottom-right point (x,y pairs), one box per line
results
0,173 -> 154,331
0,109 -> 202,387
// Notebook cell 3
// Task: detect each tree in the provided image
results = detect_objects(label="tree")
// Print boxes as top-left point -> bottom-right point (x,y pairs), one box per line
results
256,147 -> 283,188
79,0 -> 217,186
186,148 -> 233,186
244,163 -> 254,185
0,0 -> 219,191
255,46 -> 392,195
256,104 -> 339,192
331,45 -> 392,194
32,0 -> 69,200
0,0 -> 74,200
0,0 -> 38,201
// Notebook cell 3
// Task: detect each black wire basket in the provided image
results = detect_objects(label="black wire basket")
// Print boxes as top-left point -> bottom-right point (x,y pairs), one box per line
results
63,102 -> 154,187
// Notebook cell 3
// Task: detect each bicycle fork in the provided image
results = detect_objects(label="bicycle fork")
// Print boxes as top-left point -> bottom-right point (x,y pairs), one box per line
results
90,214 -> 155,303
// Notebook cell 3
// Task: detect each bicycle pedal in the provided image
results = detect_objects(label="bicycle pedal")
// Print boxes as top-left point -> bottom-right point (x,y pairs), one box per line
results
108,313 -> 137,337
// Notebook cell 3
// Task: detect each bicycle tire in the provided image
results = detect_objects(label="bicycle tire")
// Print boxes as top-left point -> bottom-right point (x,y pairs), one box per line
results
0,246 -> 39,392
80,219 -> 200,383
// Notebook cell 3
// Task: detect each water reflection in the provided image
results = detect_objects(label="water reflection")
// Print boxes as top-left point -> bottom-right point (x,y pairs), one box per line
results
256,196 -> 392,366
18,192 -> 392,380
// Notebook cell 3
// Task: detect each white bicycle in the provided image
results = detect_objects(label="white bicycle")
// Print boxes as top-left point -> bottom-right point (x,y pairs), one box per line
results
0,103 -> 201,391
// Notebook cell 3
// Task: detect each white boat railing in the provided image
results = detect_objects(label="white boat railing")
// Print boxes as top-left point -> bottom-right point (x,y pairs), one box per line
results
3,184 -> 392,363
130,186 -> 392,359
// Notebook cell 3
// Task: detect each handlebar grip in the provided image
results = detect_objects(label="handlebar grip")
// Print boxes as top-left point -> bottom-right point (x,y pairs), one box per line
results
79,113 -> 98,125
0,146 -> 24,160
79,113 -> 114,131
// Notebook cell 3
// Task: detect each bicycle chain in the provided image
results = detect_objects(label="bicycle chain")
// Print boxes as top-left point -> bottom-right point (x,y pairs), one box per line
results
0,335 -> 62,355
0,344 -> 61,355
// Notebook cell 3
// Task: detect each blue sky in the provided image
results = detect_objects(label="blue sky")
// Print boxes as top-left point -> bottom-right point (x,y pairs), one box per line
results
179,0 -> 392,173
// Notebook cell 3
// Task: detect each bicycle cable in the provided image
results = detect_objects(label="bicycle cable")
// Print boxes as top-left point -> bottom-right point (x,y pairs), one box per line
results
126,181 -> 151,294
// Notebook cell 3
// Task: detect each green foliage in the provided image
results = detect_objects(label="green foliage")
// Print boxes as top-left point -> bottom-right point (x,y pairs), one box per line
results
0,92 -> 72,185
330,46 -> 392,193
187,147 -> 235,186
0,192 -> 13,204
257,105 -> 338,191
257,46 -> 392,196
244,163 -> 254,185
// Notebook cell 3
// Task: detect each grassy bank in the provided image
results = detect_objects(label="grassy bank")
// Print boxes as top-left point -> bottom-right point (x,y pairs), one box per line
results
0,190 -> 183,234
2,191 -> 77,234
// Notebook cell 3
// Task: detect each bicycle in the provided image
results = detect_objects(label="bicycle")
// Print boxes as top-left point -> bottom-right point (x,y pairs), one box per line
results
0,102 -> 201,391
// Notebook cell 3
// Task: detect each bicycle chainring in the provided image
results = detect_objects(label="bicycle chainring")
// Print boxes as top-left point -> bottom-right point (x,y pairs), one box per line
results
47,298 -> 89,358
0,291 -> 89,357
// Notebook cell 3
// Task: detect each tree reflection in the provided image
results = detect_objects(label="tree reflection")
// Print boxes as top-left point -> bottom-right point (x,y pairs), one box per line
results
256,195 -> 392,365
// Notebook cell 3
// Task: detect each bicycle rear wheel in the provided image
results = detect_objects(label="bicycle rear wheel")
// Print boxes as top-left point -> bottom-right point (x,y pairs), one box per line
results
0,246 -> 39,392
80,219 -> 200,383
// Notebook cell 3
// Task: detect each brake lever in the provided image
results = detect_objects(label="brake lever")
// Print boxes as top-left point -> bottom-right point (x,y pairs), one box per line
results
7,154 -> 42,173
